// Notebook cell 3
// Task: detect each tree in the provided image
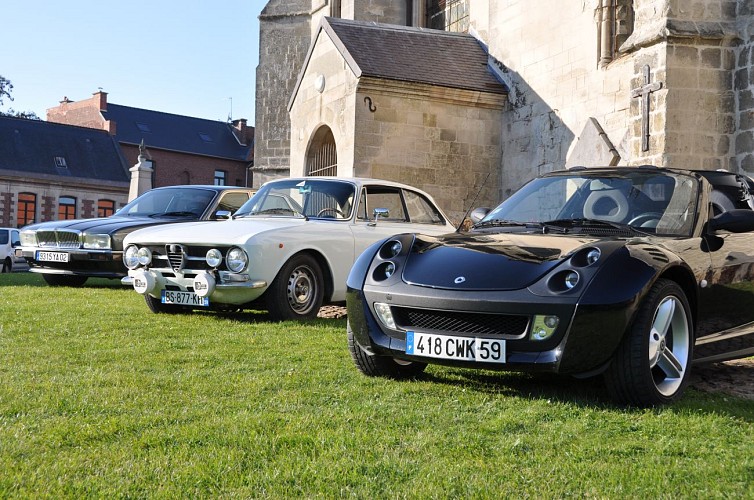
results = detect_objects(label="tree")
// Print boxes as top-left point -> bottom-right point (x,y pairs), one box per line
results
0,75 -> 39,120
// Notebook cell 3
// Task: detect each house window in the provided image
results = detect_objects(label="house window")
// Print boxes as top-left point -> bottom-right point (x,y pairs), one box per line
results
54,156 -> 67,168
98,199 -> 116,217
214,170 -> 227,186
17,192 -> 36,227
136,123 -> 151,133
58,196 -> 77,220
426,0 -> 469,32
199,133 -> 213,142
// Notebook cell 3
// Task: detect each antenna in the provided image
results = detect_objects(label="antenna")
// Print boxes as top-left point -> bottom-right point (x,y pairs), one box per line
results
227,97 -> 233,121
456,172 -> 491,233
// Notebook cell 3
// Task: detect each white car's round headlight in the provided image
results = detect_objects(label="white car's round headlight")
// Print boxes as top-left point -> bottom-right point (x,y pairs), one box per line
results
206,248 -> 222,268
136,247 -> 152,266
226,247 -> 248,273
124,245 -> 140,269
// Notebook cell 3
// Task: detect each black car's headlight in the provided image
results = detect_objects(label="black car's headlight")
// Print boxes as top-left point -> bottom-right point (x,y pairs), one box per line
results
368,234 -> 414,285
542,246 -> 602,294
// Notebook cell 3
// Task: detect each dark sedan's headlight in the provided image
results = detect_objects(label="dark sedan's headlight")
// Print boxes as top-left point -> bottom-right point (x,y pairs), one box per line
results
19,230 -> 37,246
83,233 -> 111,249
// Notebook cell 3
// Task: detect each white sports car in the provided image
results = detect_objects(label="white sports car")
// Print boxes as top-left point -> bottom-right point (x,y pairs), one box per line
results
123,177 -> 455,320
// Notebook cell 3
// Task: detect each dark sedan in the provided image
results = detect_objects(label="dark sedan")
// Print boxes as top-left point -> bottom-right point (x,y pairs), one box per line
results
18,185 -> 254,286
346,166 -> 754,406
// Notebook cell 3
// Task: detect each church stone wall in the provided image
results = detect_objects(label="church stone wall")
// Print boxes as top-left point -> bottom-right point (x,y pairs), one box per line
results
734,5 -> 754,175
254,0 -> 315,187
342,0 -> 408,25
352,81 -> 504,223
289,30 -> 358,178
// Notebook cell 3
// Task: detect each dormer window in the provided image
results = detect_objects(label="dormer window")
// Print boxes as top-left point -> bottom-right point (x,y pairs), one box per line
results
136,122 -> 151,133
54,156 -> 67,168
199,133 -> 213,142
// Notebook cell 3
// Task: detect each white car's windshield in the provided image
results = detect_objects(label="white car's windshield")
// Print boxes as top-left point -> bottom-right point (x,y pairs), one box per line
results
116,188 -> 216,218
236,179 -> 356,220
478,170 -> 700,236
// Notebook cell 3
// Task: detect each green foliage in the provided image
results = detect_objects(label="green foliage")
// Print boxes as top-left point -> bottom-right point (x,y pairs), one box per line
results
0,75 -> 39,119
1,273 -> 753,497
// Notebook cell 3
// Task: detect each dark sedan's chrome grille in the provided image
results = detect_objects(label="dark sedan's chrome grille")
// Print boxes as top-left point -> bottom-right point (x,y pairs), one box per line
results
35,230 -> 81,249
166,244 -> 186,271
391,307 -> 529,339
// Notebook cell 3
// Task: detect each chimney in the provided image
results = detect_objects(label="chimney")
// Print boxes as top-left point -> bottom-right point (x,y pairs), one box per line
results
93,90 -> 108,111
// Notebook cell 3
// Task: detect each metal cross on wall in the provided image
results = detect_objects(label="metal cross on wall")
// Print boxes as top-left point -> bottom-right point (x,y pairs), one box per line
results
631,64 -> 663,152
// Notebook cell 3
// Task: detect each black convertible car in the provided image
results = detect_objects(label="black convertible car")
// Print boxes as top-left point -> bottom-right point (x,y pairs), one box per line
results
18,185 -> 254,286
346,166 -> 754,406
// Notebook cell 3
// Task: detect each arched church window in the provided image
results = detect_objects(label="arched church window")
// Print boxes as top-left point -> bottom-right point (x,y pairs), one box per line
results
426,0 -> 469,32
598,0 -> 634,66
306,127 -> 338,177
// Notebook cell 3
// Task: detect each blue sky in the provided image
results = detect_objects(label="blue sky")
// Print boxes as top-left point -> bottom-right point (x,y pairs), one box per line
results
2,1 -> 264,123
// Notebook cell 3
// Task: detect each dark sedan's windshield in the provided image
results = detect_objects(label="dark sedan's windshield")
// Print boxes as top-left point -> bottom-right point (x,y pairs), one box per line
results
116,188 -> 216,218
479,170 -> 700,236
235,179 -> 356,220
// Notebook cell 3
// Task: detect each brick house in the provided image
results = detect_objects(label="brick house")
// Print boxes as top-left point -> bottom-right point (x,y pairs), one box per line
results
0,116 -> 130,227
48,91 -> 255,189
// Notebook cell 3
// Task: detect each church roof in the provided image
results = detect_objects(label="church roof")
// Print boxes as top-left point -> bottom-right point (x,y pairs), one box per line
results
321,17 -> 507,95
0,116 -> 129,184
102,104 -> 253,162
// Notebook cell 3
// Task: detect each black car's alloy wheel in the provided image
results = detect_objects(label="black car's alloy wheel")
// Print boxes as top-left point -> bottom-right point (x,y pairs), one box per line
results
42,274 -> 88,287
347,322 -> 427,378
265,254 -> 324,321
605,279 -> 693,406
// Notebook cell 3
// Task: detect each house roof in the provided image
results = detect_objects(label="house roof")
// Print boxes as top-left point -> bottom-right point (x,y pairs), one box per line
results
0,116 -> 129,183
319,17 -> 507,94
102,104 -> 253,162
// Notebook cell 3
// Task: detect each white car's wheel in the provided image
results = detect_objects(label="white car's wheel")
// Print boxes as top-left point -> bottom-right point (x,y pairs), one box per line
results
144,294 -> 191,314
265,254 -> 324,321
1,258 -> 11,273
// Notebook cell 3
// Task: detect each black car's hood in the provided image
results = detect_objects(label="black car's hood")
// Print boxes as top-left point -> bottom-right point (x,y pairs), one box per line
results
403,232 -> 604,291
24,215 -> 193,235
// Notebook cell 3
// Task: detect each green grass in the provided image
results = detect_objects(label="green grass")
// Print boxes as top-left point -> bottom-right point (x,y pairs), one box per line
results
1,273 -> 753,497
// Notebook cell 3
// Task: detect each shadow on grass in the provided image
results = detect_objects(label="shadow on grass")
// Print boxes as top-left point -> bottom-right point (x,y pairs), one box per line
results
418,364 -> 754,419
0,272 -> 126,289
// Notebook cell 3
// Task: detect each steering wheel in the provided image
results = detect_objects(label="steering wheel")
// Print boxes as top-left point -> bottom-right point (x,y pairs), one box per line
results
316,207 -> 345,218
628,212 -> 663,227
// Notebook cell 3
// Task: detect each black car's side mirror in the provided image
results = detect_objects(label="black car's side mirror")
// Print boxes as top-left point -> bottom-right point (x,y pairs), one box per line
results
469,207 -> 491,224
709,209 -> 754,233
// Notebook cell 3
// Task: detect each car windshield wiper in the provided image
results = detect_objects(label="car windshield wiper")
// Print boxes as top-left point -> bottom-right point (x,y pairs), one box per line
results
473,219 -> 534,229
543,218 -> 652,236
149,211 -> 198,218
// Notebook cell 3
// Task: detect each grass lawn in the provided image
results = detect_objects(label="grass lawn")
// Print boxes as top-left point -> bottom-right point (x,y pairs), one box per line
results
1,273 -> 753,497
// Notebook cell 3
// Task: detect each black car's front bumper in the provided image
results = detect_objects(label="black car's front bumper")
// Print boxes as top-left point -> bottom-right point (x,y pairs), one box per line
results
347,282 -> 633,375
20,248 -> 125,278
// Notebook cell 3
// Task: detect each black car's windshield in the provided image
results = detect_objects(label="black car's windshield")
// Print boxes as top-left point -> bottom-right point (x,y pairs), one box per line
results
235,179 -> 356,220
116,188 -> 216,218
478,170 -> 699,237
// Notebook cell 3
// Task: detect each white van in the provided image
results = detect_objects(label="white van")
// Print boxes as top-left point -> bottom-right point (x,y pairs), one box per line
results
0,228 -> 24,273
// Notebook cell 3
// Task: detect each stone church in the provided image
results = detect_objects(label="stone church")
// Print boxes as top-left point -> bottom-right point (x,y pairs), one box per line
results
254,0 -> 754,222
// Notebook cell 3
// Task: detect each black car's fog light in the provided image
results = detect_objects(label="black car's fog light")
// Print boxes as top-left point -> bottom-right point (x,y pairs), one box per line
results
373,261 -> 396,281
530,315 -> 559,341
374,302 -> 396,329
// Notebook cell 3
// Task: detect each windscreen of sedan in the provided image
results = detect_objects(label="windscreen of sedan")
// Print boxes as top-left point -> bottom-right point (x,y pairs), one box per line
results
236,180 -> 356,220
478,170 -> 700,236
116,188 -> 216,218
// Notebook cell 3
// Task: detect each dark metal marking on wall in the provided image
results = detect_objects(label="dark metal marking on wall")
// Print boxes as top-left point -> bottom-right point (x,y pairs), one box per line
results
364,96 -> 377,112
631,64 -> 663,152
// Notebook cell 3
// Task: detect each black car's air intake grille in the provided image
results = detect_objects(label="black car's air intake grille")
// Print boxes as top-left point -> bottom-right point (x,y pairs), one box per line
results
391,307 -> 529,339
